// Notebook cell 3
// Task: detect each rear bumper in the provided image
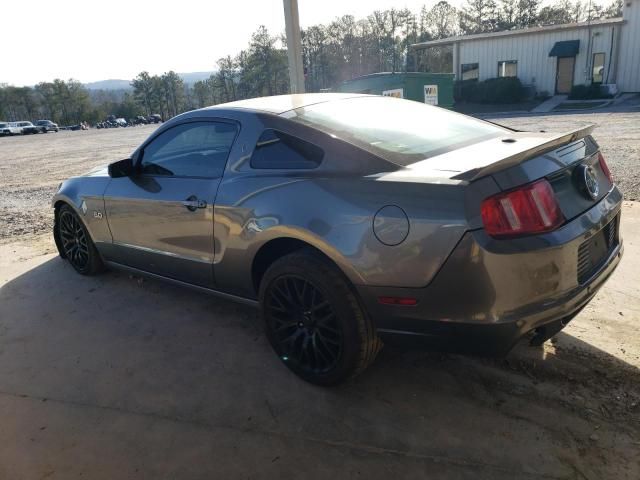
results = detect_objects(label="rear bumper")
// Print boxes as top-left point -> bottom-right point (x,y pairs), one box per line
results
356,187 -> 624,355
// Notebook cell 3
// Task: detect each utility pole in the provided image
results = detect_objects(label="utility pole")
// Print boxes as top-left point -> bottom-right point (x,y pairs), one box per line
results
283,0 -> 305,94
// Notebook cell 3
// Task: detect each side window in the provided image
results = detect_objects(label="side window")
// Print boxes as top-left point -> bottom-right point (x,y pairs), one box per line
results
250,129 -> 324,170
461,63 -> 479,81
592,53 -> 605,83
140,121 -> 238,177
497,60 -> 517,78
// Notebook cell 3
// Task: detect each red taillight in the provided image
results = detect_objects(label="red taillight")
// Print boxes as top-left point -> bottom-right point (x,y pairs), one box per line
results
378,296 -> 418,306
598,152 -> 613,183
481,179 -> 564,238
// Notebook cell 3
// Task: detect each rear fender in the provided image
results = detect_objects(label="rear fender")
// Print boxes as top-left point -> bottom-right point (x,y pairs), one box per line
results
213,176 -> 471,297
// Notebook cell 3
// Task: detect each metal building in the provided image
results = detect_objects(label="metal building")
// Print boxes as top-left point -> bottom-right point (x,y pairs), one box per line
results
410,0 -> 640,95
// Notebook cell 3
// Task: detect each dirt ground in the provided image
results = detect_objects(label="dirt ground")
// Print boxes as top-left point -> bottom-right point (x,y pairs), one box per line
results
0,113 -> 639,479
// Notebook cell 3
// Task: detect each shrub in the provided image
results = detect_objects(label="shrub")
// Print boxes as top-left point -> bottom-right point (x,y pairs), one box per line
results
568,84 -> 613,100
454,77 -> 525,104
454,79 -> 477,102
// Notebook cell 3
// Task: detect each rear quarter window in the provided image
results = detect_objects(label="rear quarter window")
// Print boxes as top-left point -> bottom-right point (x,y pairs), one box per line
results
250,129 -> 324,170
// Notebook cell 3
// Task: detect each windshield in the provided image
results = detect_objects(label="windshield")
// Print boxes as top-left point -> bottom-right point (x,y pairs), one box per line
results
285,96 -> 506,166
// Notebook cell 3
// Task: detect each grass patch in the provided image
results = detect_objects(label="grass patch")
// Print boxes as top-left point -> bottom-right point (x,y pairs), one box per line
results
554,101 -> 608,111
453,100 -> 543,114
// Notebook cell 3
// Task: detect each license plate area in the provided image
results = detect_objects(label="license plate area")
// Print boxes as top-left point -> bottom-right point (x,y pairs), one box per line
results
577,215 -> 618,284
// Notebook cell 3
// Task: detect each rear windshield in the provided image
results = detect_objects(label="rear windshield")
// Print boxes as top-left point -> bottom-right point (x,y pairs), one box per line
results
284,96 -> 506,166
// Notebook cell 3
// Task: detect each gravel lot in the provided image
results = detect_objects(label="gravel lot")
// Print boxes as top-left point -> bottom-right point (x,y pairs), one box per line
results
490,109 -> 640,201
1,110 -> 639,241
0,125 -> 159,240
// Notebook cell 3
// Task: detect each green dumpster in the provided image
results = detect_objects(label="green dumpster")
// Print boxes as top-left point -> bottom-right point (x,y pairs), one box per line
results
336,72 -> 454,108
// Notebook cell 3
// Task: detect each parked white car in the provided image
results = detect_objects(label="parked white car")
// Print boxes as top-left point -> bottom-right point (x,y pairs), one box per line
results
15,121 -> 39,134
0,122 -> 24,136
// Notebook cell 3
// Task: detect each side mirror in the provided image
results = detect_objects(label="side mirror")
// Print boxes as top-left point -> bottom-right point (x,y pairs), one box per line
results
108,158 -> 134,178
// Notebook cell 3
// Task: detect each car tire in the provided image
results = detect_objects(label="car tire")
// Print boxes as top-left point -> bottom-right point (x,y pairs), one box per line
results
259,249 -> 382,385
56,204 -> 105,275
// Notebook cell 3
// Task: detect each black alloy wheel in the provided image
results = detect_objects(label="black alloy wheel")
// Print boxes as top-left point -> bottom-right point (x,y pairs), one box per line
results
260,250 -> 382,385
265,274 -> 343,375
58,209 -> 90,270
56,205 -> 104,275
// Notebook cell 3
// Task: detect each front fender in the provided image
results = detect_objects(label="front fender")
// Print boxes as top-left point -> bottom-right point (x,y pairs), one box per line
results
52,176 -> 112,244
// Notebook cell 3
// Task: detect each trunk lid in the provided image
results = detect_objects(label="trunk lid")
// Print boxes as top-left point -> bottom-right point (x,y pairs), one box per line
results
543,137 -> 612,221
395,124 -> 611,222
399,125 -> 594,181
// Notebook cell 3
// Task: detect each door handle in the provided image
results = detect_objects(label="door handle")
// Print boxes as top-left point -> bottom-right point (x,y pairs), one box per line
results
182,195 -> 207,212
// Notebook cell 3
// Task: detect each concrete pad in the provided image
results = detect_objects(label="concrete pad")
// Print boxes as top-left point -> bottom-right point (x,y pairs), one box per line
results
531,95 -> 568,113
0,206 -> 639,479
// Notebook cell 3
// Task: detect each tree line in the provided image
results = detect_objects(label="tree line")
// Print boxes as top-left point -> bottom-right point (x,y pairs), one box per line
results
0,0 -> 622,124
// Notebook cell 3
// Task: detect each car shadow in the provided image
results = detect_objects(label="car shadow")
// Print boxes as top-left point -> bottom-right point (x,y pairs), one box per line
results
1,256 -> 639,479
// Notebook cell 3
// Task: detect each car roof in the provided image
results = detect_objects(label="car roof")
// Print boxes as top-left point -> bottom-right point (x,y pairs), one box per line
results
205,93 -> 369,115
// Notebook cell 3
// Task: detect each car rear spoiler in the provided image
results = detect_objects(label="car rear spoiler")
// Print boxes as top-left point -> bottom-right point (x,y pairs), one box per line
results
453,124 -> 596,182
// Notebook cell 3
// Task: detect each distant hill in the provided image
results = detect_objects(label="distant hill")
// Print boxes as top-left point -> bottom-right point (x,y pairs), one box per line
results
178,71 -> 215,84
84,71 -> 215,90
85,79 -> 131,90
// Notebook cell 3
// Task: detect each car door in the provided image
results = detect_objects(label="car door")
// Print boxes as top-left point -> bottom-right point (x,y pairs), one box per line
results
103,119 -> 239,288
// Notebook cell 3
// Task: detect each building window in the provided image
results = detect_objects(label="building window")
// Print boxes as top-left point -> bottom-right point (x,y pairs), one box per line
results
497,60 -> 517,78
461,63 -> 479,81
592,53 -> 605,84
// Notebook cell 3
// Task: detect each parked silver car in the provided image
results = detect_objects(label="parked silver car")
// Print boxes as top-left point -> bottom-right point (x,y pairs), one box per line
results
35,120 -> 59,133
52,94 -> 623,384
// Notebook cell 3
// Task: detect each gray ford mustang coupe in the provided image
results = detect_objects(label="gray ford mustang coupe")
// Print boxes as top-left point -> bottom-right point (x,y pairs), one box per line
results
53,94 -> 623,384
